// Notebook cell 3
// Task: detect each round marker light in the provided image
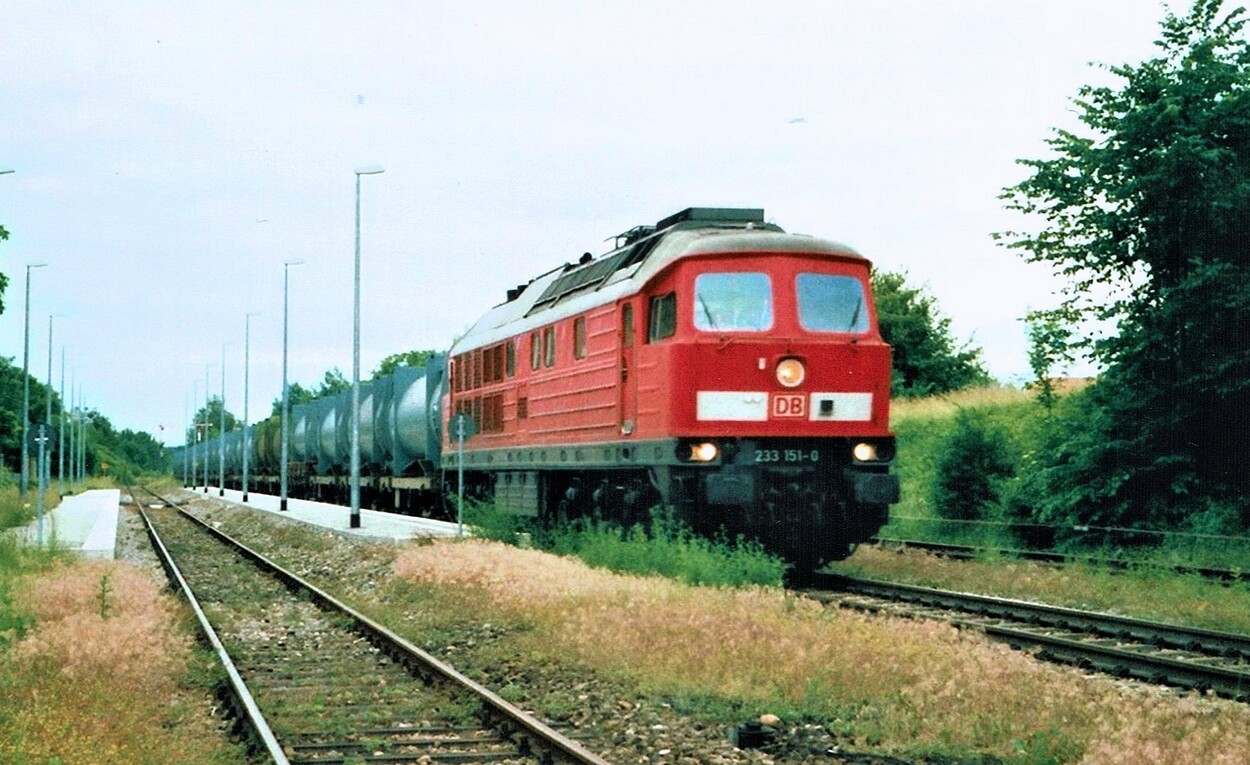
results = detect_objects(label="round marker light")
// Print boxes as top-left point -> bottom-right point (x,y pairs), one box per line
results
852,442 -> 879,463
776,358 -> 806,388
689,442 -> 720,462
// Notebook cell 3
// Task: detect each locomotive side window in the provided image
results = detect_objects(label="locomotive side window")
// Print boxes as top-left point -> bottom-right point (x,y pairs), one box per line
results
530,331 -> 541,370
693,272 -> 773,332
573,316 -> 587,360
622,303 -> 635,347
796,273 -> 869,333
543,326 -> 556,367
648,292 -> 677,342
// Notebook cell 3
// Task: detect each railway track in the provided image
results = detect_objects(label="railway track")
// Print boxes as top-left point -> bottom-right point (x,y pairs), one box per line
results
134,486 -> 613,765
870,536 -> 1250,583
810,574 -> 1250,703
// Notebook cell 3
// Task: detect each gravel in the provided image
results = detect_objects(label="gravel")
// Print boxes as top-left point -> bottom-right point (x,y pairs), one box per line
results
114,490 -> 983,765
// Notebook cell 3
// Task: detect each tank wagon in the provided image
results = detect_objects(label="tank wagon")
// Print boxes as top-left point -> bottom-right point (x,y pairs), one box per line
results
175,207 -> 900,574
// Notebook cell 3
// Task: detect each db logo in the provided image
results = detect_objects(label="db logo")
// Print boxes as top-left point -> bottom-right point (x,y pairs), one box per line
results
771,393 -> 806,418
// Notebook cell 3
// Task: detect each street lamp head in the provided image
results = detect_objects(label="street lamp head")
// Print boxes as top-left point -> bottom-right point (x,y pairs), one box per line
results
0,169 -> 15,175
27,262 -> 47,270
285,258 -> 306,267
354,165 -> 385,176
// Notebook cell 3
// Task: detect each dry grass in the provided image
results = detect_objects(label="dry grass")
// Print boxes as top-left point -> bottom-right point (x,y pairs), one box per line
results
394,539 -> 1250,764
892,384 -> 1034,423
0,559 -> 245,764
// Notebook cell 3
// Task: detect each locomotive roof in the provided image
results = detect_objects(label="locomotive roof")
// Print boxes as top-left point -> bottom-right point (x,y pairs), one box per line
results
450,212 -> 864,355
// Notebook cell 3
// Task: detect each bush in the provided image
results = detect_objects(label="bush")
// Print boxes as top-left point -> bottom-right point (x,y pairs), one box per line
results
932,409 -> 1016,521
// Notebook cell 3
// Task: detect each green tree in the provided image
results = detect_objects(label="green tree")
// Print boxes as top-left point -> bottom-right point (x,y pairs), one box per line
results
0,356 -> 62,473
1024,310 -> 1073,411
373,349 -> 439,377
999,0 -> 1250,531
185,396 -> 239,444
314,368 -> 350,397
270,381 -> 316,417
871,270 -> 991,397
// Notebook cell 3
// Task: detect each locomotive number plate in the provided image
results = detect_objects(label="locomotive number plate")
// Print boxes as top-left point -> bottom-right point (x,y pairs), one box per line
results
755,449 -> 821,464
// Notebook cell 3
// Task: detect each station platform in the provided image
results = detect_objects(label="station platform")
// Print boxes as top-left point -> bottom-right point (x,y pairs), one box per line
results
10,489 -> 120,558
184,486 -> 463,542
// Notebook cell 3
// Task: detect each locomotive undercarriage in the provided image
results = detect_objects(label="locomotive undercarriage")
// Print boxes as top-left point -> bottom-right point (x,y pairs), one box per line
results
471,435 -> 896,577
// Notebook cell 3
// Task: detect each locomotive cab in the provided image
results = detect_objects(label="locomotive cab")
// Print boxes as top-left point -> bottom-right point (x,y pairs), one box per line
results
630,231 -> 899,571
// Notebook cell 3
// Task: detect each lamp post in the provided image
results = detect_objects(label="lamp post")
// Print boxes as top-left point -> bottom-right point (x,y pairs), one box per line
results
37,314 -> 62,541
183,390 -> 190,488
219,345 -> 227,497
351,165 -> 384,529
20,262 -> 47,497
78,385 -> 86,485
280,259 -> 305,512
242,312 -> 260,502
68,370 -> 76,491
58,346 -> 67,496
204,364 -> 212,493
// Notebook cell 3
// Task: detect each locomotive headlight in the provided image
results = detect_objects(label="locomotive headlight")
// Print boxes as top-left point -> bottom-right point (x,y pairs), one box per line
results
689,442 -> 720,462
852,442 -> 879,463
776,357 -> 806,388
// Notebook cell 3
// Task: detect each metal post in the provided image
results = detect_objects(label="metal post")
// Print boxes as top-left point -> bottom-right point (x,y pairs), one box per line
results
67,370 -> 75,492
281,260 -> 304,512
243,314 -> 257,502
351,165 -> 384,529
78,391 -> 86,484
20,262 -> 46,497
58,346 -> 65,496
38,314 -> 55,532
35,422 -> 46,545
457,417 -> 465,537
219,346 -> 226,497
204,365 -> 210,493
183,390 -> 190,488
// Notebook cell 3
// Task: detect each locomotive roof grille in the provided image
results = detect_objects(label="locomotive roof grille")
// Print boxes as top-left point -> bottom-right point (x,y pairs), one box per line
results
525,207 -> 776,315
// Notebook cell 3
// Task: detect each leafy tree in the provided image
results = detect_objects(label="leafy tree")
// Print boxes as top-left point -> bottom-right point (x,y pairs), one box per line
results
999,0 -> 1250,531
270,381 -> 316,417
314,367 -> 350,397
1024,310 -> 1073,411
0,356 -> 62,473
373,349 -> 439,377
185,396 -> 239,444
871,270 -> 991,397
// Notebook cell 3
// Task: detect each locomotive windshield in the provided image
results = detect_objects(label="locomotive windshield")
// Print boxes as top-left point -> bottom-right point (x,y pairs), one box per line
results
693,272 -> 773,331
796,273 -> 869,333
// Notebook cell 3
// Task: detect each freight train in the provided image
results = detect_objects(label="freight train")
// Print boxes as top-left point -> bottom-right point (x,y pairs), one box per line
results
173,207 -> 900,575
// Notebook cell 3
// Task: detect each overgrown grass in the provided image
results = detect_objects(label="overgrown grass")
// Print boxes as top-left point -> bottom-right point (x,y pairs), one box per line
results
832,545 -> 1250,636
390,539 -> 1250,764
463,501 -> 786,587
0,558 -> 248,763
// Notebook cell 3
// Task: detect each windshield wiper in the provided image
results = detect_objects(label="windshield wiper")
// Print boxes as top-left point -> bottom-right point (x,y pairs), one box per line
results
698,294 -> 717,329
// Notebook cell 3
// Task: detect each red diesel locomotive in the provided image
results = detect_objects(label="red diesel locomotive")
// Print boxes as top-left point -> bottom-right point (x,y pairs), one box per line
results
443,207 -> 899,573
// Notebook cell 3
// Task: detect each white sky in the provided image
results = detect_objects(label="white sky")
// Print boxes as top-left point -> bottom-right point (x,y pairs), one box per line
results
1,1 -> 1167,444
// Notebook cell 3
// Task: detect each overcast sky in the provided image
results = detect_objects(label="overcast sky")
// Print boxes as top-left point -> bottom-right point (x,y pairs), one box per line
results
2,1 -> 1167,444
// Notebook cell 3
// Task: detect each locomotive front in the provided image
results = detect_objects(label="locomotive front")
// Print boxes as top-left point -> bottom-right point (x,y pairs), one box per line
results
632,218 -> 899,572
